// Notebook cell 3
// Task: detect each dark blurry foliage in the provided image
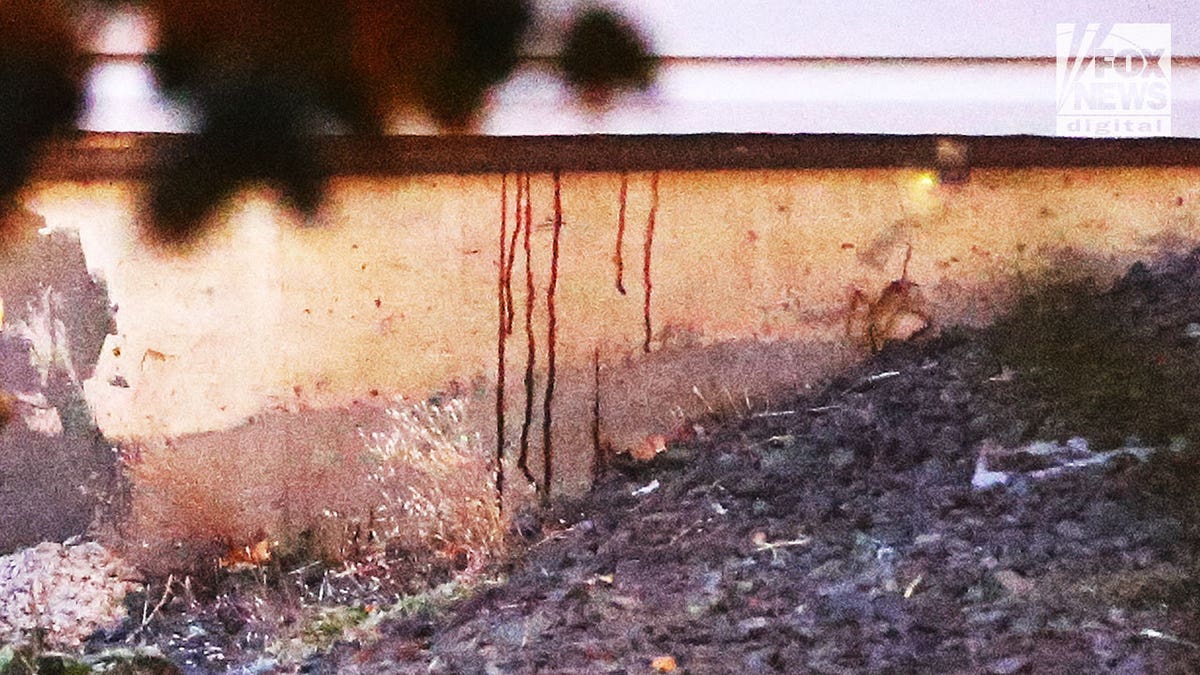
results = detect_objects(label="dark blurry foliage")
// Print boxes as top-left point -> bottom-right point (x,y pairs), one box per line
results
0,0 -> 654,249
560,7 -> 657,107
145,0 -> 532,243
150,1 -> 367,123
418,0 -> 531,127
148,77 -> 325,247
146,0 -> 363,243
0,0 -> 83,232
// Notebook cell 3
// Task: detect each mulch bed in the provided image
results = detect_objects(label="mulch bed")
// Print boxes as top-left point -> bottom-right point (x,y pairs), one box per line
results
316,250 -> 1200,674
60,248 -> 1200,674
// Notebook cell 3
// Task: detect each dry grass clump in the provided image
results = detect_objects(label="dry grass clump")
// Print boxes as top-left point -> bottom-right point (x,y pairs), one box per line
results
118,429 -> 372,576
113,397 -> 508,581
358,397 -> 507,571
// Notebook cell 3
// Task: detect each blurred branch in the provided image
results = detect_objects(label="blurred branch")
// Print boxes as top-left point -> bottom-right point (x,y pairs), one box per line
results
2,0 -> 658,249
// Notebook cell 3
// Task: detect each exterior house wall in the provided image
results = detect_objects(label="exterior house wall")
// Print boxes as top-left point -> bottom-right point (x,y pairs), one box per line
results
22,163 -> 1200,492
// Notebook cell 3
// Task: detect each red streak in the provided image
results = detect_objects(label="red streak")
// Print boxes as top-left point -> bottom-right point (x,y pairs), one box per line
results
494,173 -> 508,509
590,346 -> 604,481
542,170 -> 563,499
643,171 -> 659,354
504,176 -> 522,334
615,173 -> 628,295
517,173 -> 537,485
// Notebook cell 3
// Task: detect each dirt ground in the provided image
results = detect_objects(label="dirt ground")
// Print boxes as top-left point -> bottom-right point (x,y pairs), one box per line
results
314,251 -> 1200,674
40,248 -> 1200,673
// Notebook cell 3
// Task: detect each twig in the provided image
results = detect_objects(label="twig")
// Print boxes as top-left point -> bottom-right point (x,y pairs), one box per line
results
182,575 -> 196,609
668,516 -> 709,546
722,386 -> 737,414
862,370 -> 901,385
132,574 -> 175,638
844,370 -> 902,394
289,561 -> 322,576
753,535 -> 811,563
754,536 -> 811,552
806,405 -> 842,414
530,522 -> 581,549
1139,628 -> 1200,650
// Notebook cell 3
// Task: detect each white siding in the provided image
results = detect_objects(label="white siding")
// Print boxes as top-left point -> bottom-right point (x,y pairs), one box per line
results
78,3 -> 1200,136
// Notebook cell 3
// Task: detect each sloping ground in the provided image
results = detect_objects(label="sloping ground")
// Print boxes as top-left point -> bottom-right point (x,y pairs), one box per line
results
17,248 -> 1200,674
317,252 -> 1200,674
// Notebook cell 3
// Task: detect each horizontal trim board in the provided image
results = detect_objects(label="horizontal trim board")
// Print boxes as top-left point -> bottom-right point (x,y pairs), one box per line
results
32,133 -> 1200,181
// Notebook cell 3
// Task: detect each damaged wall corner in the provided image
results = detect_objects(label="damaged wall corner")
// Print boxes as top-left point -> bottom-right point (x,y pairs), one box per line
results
0,205 -> 116,552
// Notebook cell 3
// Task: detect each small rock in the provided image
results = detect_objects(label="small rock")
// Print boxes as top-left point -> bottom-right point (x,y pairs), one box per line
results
965,609 -> 1007,626
1096,535 -> 1131,553
993,569 -> 1034,596
962,585 -> 987,603
829,447 -> 856,470
913,533 -> 943,549
1055,520 -> 1086,540
738,616 -> 770,638
744,648 -> 778,672
488,617 -> 527,647
1126,547 -> 1158,568
1009,613 -> 1043,635
1047,616 -> 1075,632
987,655 -> 1029,674
761,447 -> 802,473
1065,436 -> 1089,453
809,558 -> 846,581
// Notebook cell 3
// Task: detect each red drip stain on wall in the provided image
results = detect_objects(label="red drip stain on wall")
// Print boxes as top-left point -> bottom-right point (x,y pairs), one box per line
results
643,171 -> 660,354
590,346 -> 604,481
518,172 -> 537,486
615,172 -> 628,295
494,173 -> 508,507
542,170 -> 563,499
504,175 -> 523,335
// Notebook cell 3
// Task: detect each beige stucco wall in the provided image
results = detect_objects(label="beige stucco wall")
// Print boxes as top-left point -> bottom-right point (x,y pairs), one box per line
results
23,166 -> 1200,492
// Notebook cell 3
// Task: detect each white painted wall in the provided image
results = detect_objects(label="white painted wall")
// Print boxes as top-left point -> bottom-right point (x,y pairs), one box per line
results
75,3 -> 1200,136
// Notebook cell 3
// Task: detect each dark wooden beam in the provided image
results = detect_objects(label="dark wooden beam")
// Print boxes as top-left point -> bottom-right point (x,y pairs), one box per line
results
31,133 -> 1200,181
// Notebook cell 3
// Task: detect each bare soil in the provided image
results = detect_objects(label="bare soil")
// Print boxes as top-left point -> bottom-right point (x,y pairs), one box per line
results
77,249 -> 1200,673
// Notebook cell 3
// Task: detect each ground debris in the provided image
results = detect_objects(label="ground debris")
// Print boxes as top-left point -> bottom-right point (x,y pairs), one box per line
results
0,541 -> 140,649
28,251 -> 1200,673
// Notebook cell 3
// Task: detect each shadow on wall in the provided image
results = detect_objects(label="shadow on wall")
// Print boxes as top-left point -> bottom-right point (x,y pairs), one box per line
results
0,209 -> 114,553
